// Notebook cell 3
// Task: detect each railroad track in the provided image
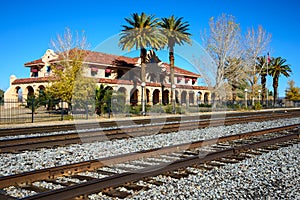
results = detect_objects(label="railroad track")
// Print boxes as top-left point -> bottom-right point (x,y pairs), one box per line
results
0,124 -> 299,199
1,109 -> 299,137
0,111 -> 299,153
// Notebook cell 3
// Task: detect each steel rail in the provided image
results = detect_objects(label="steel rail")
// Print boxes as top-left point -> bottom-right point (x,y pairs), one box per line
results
0,109 -> 299,137
20,132 -> 300,200
0,123 -> 298,189
0,112 -> 299,153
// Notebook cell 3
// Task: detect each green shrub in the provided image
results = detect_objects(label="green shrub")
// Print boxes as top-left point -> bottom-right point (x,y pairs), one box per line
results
123,105 -> 131,113
149,104 -> 164,113
226,103 -> 242,110
63,115 -> 73,120
176,106 -> 186,114
164,104 -> 173,113
129,105 -> 142,114
253,101 -> 262,110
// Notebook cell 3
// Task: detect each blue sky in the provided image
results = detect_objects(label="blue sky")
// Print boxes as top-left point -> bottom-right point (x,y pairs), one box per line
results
0,0 -> 299,97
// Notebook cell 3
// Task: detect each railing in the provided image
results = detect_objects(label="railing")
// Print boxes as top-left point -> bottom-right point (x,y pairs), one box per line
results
0,99 -> 298,125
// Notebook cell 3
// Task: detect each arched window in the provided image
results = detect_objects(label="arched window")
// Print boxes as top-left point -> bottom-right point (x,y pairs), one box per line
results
162,90 -> 169,105
130,88 -> 139,106
15,86 -> 23,102
189,92 -> 194,104
152,89 -> 160,105
204,92 -> 210,104
181,91 -> 187,104
26,86 -> 34,98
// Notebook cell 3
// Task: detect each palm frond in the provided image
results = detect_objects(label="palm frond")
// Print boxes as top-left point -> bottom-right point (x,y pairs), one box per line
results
119,12 -> 166,51
159,15 -> 191,49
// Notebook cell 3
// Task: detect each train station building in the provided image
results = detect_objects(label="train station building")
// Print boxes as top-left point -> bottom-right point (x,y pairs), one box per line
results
4,49 -> 211,107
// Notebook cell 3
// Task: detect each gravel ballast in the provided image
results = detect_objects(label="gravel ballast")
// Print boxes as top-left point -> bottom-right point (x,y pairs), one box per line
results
122,143 -> 300,200
0,117 -> 299,176
1,117 -> 300,199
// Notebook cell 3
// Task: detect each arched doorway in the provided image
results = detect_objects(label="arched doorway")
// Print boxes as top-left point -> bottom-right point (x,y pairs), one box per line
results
197,92 -> 202,105
152,89 -> 160,105
15,86 -> 23,102
181,91 -> 187,104
204,92 -> 209,104
130,88 -> 139,106
189,91 -> 194,105
146,89 -> 150,103
118,87 -> 127,95
38,85 -> 45,95
162,90 -> 169,105
26,86 -> 34,98
117,87 -> 127,103
175,90 -> 179,103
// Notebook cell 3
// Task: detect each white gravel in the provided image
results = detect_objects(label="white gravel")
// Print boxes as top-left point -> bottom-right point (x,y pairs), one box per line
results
1,117 -> 300,199
0,117 -> 299,177
124,143 -> 300,200
0,118 -> 208,140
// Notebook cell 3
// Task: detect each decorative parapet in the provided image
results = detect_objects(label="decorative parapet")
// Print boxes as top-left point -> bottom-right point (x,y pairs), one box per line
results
41,49 -> 58,66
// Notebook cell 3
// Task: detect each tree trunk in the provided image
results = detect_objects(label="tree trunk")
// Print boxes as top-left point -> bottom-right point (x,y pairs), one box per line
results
261,75 -> 266,104
214,63 -> 224,108
231,84 -> 237,103
251,74 -> 258,106
140,48 -> 147,82
273,76 -> 279,105
140,48 -> 147,115
169,45 -> 175,113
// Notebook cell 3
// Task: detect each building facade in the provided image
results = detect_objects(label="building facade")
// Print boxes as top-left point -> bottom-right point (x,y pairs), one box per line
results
4,49 -> 211,107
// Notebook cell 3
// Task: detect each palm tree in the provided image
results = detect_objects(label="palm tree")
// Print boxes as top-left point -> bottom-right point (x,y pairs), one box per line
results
159,15 -> 191,112
268,57 -> 292,105
95,84 -> 113,116
256,56 -> 268,104
119,12 -> 165,115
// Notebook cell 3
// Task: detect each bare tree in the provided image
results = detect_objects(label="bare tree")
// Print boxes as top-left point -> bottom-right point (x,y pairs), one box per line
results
224,57 -> 248,102
244,25 -> 271,105
47,27 -> 96,111
202,14 -> 244,105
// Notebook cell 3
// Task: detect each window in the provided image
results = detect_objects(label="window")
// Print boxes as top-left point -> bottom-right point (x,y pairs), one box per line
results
117,69 -> 124,79
192,78 -> 197,85
185,77 -> 190,84
31,68 -> 39,77
105,68 -> 111,77
91,67 -> 98,76
32,72 -> 38,77
47,66 -> 51,73
177,77 -> 182,83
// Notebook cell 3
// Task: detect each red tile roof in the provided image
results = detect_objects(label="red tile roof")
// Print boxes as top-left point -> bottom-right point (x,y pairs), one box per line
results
24,49 -> 139,67
12,77 -> 52,84
161,63 -> 200,77
174,66 -> 200,77
84,51 -> 139,66
24,49 -> 199,77
24,59 -> 44,66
